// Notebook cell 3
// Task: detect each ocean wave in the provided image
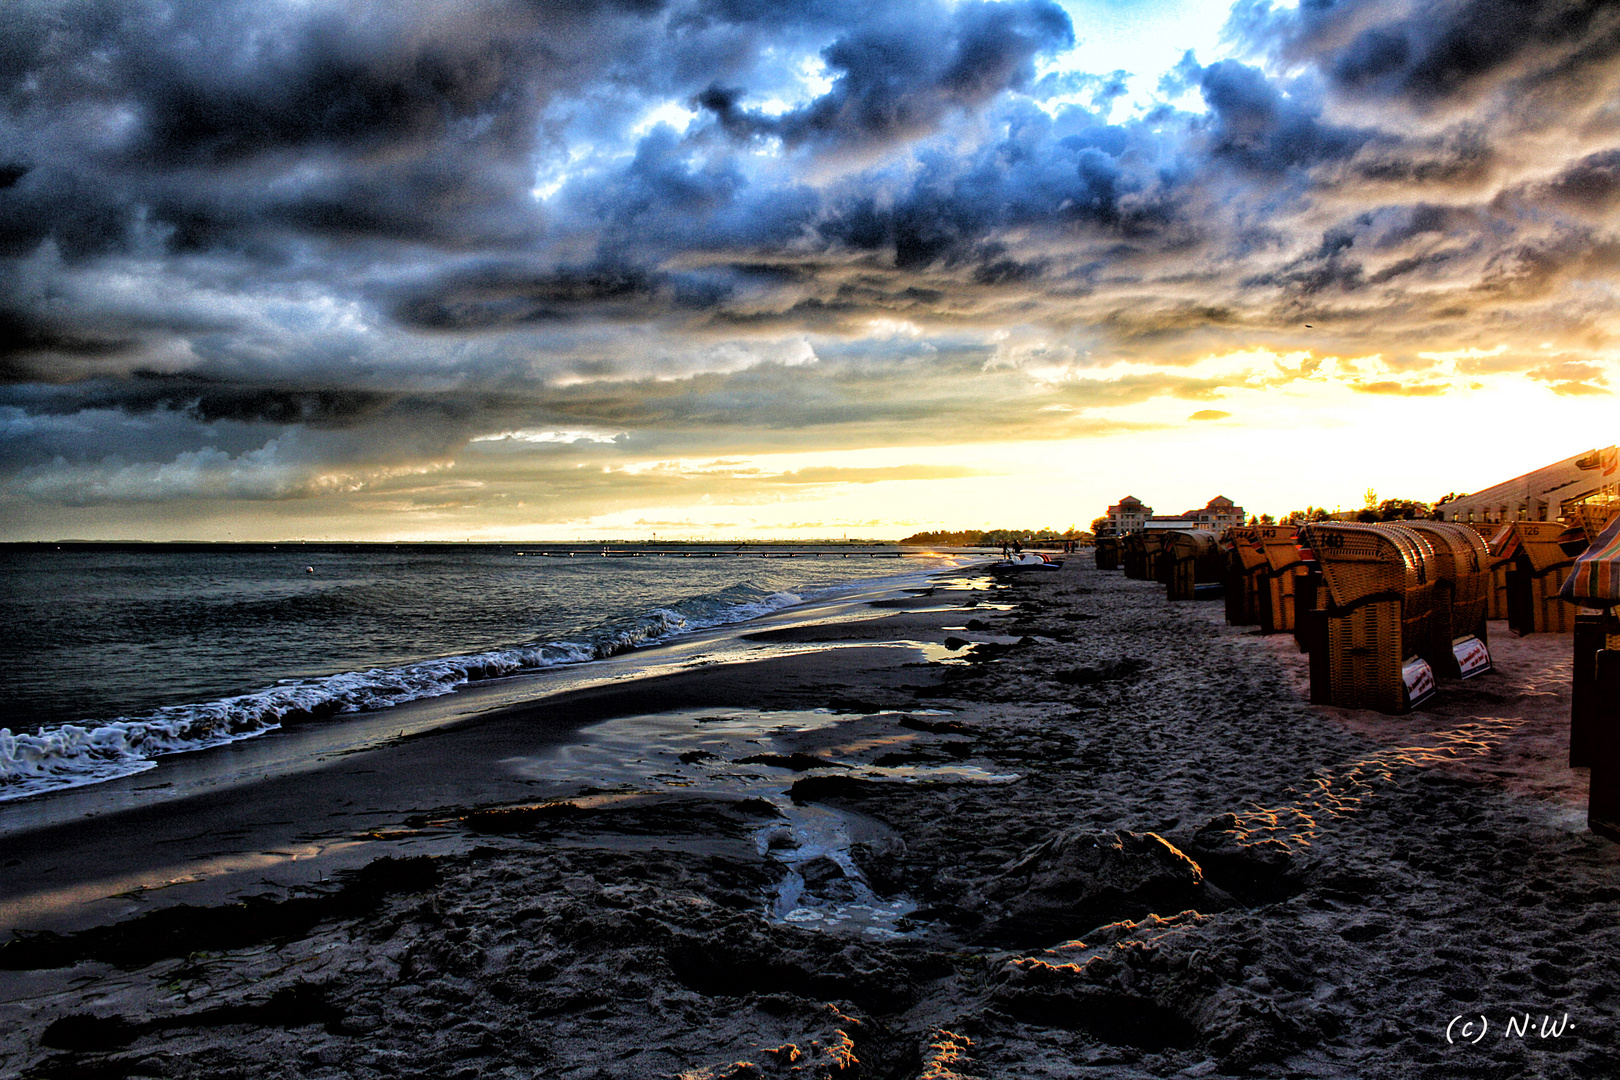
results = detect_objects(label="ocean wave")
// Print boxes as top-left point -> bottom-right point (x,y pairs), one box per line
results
0,582 -> 803,802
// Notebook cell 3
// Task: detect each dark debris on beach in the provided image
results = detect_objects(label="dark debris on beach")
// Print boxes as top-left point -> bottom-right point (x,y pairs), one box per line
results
4,562 -> 1620,1079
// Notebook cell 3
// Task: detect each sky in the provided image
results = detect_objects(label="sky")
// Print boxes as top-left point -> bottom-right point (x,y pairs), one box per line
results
2,0 -> 1618,541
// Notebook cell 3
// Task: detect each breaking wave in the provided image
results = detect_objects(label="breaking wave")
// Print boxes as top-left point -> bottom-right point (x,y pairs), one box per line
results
0,582 -> 803,802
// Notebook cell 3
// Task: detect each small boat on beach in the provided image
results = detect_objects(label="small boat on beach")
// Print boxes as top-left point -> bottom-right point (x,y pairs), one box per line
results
1002,552 -> 1063,569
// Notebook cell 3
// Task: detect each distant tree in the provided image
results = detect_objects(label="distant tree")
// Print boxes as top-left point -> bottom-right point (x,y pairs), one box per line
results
1259,513 -> 1276,525
1284,506 -> 1333,525
896,529 -> 983,546
1354,498 -> 1433,523
899,525 -> 1094,546
1379,498 -> 1432,521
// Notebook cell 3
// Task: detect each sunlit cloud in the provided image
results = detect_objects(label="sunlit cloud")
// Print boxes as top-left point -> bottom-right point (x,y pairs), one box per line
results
471,429 -> 627,445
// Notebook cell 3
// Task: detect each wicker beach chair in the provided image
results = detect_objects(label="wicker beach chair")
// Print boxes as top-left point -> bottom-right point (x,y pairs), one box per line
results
1480,523 -> 1515,621
1298,522 -> 1438,713
1121,533 -> 1145,579
1573,493 -> 1620,545
1380,523 -> 1441,664
1293,531 -> 1325,655
1094,536 -> 1120,571
1294,568 -> 1322,653
1222,526 -> 1265,625
1588,643 -> 1620,841
1164,529 -> 1223,601
1402,521 -> 1492,678
1152,533 -> 1174,586
1256,524 -> 1306,634
1571,609 -> 1620,768
1565,514 -> 1620,769
1503,521 -> 1579,635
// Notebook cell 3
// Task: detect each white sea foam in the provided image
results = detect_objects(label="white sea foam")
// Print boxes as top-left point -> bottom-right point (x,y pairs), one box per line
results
0,583 -> 804,802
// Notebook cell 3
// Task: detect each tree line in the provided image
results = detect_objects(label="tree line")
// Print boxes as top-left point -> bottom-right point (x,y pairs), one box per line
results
903,494 -> 1438,546
897,526 -> 1089,546
1087,493 -> 1439,534
1278,495 -> 1434,525
1234,498 -> 1435,527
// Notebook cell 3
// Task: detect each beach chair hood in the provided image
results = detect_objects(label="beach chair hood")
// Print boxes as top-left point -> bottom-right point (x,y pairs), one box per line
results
1257,524 -> 1303,573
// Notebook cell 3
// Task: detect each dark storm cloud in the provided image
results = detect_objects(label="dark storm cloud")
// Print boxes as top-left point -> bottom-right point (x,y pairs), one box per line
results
4,0 -> 1620,522
696,0 -> 1072,148
394,263 -> 673,330
1539,149 -> 1620,212
0,372 -> 381,423
0,309 -> 138,369
804,102 -> 1178,271
1340,126 -> 1495,188
1489,147 -> 1620,222
1235,0 -> 1620,111
1197,60 -> 1372,174
0,0 -> 683,259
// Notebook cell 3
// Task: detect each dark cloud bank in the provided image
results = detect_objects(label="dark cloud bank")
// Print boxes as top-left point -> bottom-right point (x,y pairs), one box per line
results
2,0 -> 1618,527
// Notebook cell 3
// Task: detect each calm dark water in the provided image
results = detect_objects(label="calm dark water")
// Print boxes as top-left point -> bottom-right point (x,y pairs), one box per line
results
0,542 -> 960,799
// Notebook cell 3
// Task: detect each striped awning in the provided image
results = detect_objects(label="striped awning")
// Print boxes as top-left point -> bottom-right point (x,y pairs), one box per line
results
1561,513 -> 1620,608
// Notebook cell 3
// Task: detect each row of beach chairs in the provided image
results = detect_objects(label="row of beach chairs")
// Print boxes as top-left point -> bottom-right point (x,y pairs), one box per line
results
1094,505 -> 1620,839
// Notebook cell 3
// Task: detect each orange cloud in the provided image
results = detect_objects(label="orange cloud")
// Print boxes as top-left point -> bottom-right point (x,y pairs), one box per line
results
1352,381 -> 1449,396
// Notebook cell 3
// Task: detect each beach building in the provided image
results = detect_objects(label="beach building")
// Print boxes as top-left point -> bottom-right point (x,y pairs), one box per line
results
1144,495 -> 1247,533
1099,495 -> 1152,537
1434,446 -> 1617,524
1180,495 -> 1246,532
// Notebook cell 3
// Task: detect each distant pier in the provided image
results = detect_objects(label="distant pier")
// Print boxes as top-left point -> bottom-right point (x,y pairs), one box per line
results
514,549 -> 915,558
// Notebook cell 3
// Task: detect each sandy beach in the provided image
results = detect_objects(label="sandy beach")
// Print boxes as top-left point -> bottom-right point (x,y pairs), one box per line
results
2,558 -> 1617,1079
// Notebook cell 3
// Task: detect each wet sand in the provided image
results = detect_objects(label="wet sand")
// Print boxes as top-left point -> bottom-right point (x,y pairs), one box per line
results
2,560 -> 1618,1079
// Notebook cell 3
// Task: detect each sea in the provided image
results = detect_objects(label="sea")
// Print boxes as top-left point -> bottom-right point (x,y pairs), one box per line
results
0,542 -> 969,804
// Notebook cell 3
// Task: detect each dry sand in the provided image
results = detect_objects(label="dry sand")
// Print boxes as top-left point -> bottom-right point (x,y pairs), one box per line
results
2,560 -> 1618,1079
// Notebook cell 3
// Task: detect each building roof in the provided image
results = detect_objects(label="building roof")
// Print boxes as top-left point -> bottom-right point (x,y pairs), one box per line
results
1435,445 -> 1616,520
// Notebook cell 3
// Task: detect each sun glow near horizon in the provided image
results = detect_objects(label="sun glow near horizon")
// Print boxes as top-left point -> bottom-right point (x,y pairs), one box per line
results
40,352 -> 1603,544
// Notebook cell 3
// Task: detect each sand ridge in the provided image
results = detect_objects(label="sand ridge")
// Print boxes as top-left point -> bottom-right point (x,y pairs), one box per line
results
2,561 -> 1618,1078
